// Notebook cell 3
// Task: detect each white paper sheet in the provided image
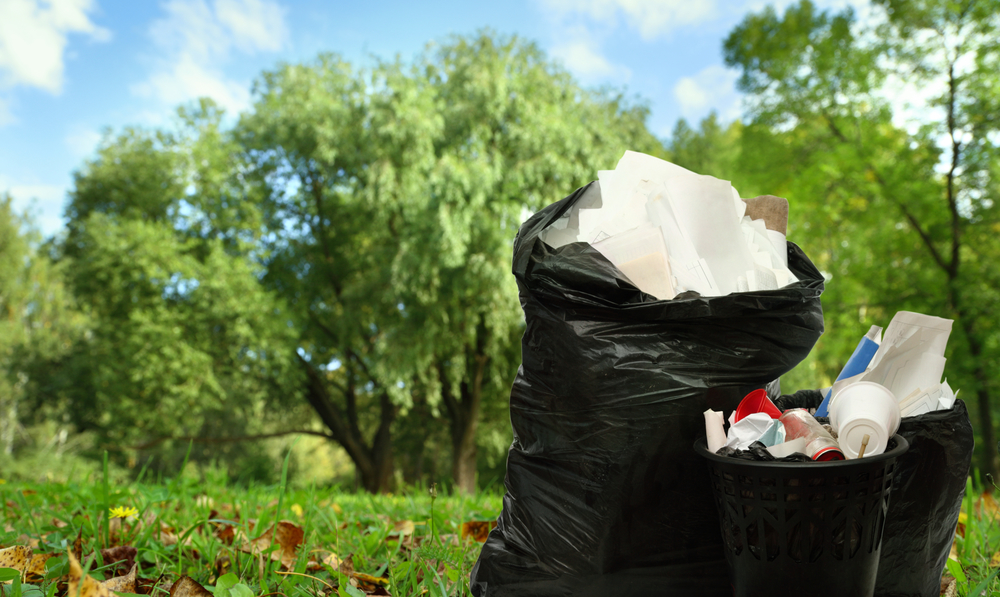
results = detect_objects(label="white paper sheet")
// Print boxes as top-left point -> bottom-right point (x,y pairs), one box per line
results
725,413 -> 778,450
767,437 -> 808,459
541,150 -> 800,298
591,225 -> 675,298
662,174 -> 752,296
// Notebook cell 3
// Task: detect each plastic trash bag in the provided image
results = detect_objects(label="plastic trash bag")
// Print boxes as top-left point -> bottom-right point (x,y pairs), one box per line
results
470,182 -> 826,597
874,399 -> 974,597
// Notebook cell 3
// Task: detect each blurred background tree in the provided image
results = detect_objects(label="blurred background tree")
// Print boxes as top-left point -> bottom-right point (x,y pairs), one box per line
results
3,0 -> 998,490
722,0 -> 1000,479
6,32 -> 664,492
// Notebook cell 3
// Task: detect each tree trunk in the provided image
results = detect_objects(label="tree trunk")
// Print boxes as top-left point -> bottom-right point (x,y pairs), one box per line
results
299,354 -> 396,492
959,320 -> 999,486
451,398 -> 480,494
438,348 -> 487,494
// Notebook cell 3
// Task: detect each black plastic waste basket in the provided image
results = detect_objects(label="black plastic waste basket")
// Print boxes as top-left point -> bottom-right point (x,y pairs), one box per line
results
697,436 -> 909,597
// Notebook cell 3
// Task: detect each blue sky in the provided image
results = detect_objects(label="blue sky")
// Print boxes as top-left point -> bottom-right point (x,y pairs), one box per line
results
0,0 -> 864,237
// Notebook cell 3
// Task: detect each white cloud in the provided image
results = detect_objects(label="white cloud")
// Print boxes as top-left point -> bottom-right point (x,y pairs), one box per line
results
0,175 -> 68,237
132,0 -> 288,116
550,38 -> 631,82
541,0 -> 718,40
673,64 -> 741,122
133,55 -> 252,116
64,125 -> 102,160
0,0 -> 109,94
216,0 -> 286,53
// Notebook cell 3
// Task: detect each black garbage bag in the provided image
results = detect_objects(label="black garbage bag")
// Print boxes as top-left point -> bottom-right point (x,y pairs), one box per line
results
470,182 -> 826,597
874,400 -> 974,597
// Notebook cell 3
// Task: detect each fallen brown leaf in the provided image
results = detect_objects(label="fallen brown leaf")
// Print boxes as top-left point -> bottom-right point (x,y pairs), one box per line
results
323,553 -> 354,577
100,545 -> 137,579
73,529 -> 83,560
168,575 -> 213,597
24,553 -> 53,582
391,520 -> 415,537
67,550 -> 112,597
215,555 -> 231,578
240,521 -> 303,569
352,572 -> 389,592
978,493 -> 999,518
0,545 -> 31,581
102,563 -> 137,593
942,576 -> 957,597
460,521 -> 497,543
135,573 -> 164,595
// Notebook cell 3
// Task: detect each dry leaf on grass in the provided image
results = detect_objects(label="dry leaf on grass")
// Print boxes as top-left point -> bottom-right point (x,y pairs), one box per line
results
238,521 -> 304,569
460,521 -> 497,543
67,550 -> 112,597
24,553 -> 54,582
390,520 -> 415,537
168,575 -> 213,597
322,553 -> 355,577
351,572 -> 389,592
942,577 -> 957,597
978,493 -> 999,518
100,546 -> 137,579
102,563 -> 137,593
215,555 -> 231,577
0,545 -> 31,582
990,550 -> 1000,568
135,572 -> 165,595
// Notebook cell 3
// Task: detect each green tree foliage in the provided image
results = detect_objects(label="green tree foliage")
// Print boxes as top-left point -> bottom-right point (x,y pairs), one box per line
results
0,196 -> 88,456
724,0 -> 1000,478
236,32 -> 665,492
669,112 -> 743,181
48,32 -> 664,492
54,120 -> 303,478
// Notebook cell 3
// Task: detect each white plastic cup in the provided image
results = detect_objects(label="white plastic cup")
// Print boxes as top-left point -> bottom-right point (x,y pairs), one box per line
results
829,381 -> 901,459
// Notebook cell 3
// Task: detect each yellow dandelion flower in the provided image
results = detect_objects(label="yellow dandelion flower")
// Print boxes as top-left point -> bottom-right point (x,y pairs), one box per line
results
290,503 -> 304,519
109,506 -> 138,519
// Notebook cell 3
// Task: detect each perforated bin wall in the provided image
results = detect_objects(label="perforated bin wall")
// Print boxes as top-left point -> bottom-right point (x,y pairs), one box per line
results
698,436 -> 909,597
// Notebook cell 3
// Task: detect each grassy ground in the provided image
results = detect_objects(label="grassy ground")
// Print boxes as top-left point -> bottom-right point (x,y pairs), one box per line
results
0,454 -> 503,597
942,478 -> 1000,596
0,461 -> 997,597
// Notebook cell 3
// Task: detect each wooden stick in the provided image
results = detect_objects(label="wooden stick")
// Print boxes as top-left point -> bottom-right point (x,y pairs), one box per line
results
857,434 -> 871,459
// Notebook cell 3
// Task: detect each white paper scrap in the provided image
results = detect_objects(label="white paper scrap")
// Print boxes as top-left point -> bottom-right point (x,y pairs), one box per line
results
766,437 -> 808,459
725,412 -> 777,450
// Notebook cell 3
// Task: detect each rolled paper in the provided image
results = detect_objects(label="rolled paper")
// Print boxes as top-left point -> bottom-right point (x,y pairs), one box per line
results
704,409 -> 727,453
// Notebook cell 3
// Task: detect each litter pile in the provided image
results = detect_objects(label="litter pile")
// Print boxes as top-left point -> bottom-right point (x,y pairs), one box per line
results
540,151 -> 797,298
706,310 -> 958,462
816,311 -> 956,417
472,150 -> 973,597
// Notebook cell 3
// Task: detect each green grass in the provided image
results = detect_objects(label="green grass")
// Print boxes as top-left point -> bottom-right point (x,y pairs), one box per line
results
2,463 -> 998,597
0,464 -> 503,597
944,478 -> 1000,596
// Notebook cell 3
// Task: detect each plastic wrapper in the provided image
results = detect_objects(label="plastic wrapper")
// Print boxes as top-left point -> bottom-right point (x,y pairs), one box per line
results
469,182 -> 825,597
715,441 -> 813,462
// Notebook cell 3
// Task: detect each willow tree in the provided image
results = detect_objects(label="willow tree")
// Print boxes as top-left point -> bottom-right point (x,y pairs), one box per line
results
237,31 -> 666,492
